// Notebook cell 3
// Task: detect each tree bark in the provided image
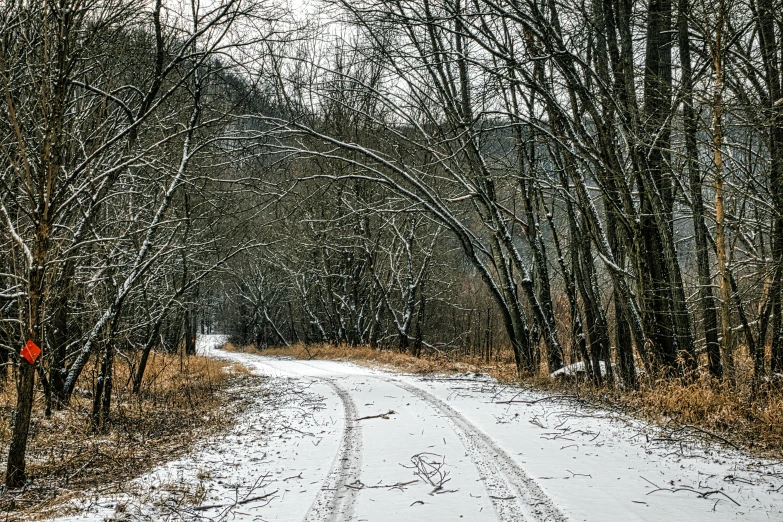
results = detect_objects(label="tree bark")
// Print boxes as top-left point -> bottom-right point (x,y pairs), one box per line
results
712,0 -> 734,378
679,0 -> 722,378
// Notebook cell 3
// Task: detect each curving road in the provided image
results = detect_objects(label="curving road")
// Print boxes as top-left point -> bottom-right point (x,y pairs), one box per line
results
213,348 -> 566,522
207,339 -> 782,522
48,335 -> 783,522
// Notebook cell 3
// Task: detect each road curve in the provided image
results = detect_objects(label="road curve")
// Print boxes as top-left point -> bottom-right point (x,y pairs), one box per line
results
245,356 -> 563,522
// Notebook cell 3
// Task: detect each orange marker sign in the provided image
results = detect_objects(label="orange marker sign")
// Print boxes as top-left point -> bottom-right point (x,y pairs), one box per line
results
21,340 -> 41,365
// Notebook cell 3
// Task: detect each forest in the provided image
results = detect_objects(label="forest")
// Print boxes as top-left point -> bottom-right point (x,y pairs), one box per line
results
1,0 -> 783,496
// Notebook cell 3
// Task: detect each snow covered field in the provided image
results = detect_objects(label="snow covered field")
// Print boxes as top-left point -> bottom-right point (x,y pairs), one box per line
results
51,334 -> 783,521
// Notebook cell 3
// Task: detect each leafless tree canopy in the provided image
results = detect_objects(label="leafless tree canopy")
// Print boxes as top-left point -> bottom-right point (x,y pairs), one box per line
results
2,0 -> 782,488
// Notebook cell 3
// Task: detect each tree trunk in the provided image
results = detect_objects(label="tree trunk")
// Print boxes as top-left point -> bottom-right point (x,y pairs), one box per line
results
6,362 -> 35,488
712,0 -> 734,378
755,0 -> 783,374
184,308 -> 196,355
50,294 -> 69,407
6,223 -> 50,488
680,0 -> 722,378
93,315 -> 118,430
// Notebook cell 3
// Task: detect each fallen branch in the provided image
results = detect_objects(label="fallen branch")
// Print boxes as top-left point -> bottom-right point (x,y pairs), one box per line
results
344,479 -> 418,490
672,424 -> 740,451
192,489 -> 279,511
403,453 -> 451,490
282,425 -> 315,436
642,476 -> 739,506
646,486 -> 740,506
356,410 -> 396,421
496,394 -> 582,405
66,455 -> 97,484
430,486 -> 458,495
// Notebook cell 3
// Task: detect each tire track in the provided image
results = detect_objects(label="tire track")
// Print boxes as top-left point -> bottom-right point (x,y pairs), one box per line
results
392,380 -> 567,522
304,379 -> 362,522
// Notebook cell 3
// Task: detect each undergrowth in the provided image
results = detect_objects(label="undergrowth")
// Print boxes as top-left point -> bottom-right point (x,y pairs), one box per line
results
226,341 -> 783,457
0,351 -> 252,521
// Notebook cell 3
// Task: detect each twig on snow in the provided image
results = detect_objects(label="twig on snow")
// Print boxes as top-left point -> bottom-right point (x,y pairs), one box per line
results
356,410 -> 396,421
192,489 -> 279,511
641,476 -> 740,506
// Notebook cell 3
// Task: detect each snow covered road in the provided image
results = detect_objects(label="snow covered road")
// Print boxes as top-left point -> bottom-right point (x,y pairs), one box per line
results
52,335 -> 783,521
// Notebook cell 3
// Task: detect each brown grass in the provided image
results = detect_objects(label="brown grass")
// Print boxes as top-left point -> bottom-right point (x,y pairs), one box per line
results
614,376 -> 783,453
0,351 -> 254,521
232,341 -> 783,458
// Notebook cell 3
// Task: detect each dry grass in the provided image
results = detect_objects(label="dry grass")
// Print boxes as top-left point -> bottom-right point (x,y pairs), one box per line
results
613,376 -> 783,454
233,341 -> 783,458
0,351 -> 254,521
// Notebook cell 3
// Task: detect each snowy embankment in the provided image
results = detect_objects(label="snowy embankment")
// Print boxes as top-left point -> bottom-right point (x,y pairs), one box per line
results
50,334 -> 783,521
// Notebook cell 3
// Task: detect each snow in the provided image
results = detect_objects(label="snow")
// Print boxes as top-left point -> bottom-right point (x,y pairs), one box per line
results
48,334 -> 783,521
551,360 -> 608,377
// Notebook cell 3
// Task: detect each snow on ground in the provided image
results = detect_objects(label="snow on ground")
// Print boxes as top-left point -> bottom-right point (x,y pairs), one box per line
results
550,360 -> 608,378
48,334 -> 783,521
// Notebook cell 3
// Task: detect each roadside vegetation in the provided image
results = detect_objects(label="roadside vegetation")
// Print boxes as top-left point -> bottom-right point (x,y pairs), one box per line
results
0,352 -> 252,521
